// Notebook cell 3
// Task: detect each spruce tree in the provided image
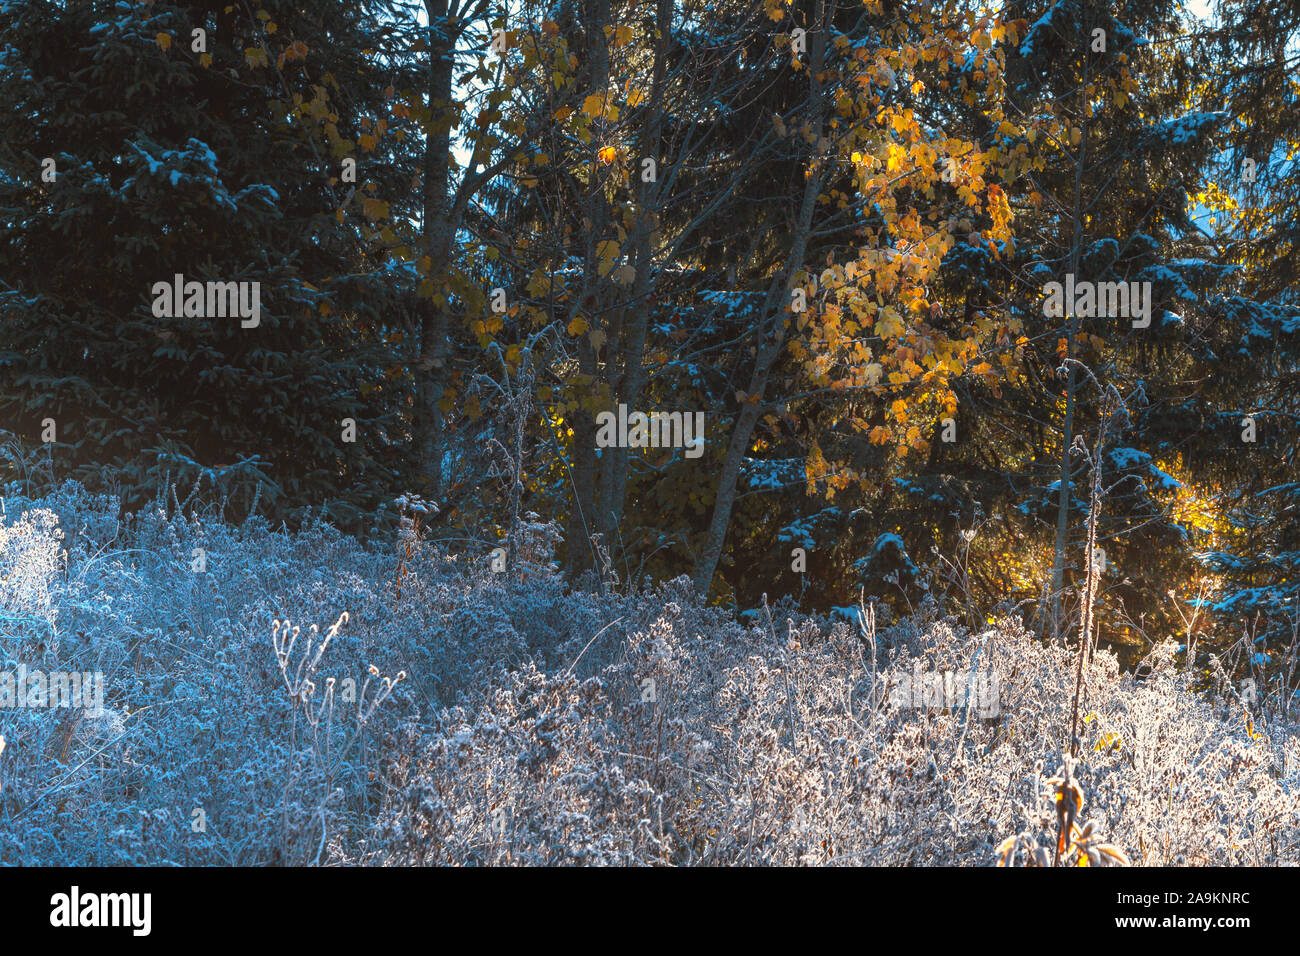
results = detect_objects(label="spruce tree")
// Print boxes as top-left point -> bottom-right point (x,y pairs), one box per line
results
0,0 -> 419,528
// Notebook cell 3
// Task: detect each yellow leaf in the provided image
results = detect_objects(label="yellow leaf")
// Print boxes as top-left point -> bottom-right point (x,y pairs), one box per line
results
265,21 -> 277,34
595,239 -> 620,276
567,316 -> 589,336
156,33 -> 172,51
582,94 -> 604,117
598,145 -> 617,164
627,88 -> 645,108
361,197 -> 390,221
199,53 -> 212,68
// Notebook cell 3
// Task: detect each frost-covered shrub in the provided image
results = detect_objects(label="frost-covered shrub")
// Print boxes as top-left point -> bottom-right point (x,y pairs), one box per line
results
367,596 -> 1300,866
0,482 -> 1295,865
0,504 -> 62,633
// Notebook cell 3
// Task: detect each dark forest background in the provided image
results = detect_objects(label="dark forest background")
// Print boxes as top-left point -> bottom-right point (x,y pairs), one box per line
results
3,0 -> 1298,676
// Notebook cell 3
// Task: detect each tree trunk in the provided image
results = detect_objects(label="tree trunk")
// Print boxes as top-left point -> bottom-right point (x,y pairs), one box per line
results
1048,14 -> 1092,641
691,2 -> 829,595
415,0 -> 456,498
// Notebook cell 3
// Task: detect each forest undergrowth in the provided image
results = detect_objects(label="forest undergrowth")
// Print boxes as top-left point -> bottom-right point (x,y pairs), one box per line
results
0,481 -> 1295,865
